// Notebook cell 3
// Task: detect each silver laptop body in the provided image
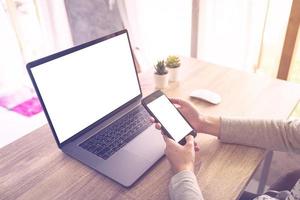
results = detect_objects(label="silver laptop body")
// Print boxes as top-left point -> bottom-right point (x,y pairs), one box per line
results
26,30 -> 165,187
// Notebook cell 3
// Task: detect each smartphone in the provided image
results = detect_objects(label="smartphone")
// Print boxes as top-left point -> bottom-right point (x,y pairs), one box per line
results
142,90 -> 196,145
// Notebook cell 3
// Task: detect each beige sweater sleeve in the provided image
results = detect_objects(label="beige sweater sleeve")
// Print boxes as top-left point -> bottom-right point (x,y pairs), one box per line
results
169,170 -> 204,200
220,118 -> 300,153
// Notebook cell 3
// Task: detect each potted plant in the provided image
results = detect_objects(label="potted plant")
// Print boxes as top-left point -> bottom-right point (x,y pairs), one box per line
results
165,55 -> 181,82
154,60 -> 168,89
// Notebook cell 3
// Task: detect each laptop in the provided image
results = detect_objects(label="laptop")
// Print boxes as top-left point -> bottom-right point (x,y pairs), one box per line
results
26,29 -> 165,187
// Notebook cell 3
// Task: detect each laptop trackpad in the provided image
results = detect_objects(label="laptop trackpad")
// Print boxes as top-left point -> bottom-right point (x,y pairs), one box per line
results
123,125 -> 165,162
103,125 -> 165,186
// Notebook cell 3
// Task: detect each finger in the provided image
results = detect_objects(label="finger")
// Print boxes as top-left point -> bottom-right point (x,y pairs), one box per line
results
186,135 -> 194,143
169,98 -> 183,108
170,98 -> 190,107
162,135 -> 173,145
155,123 -> 161,130
163,135 -> 179,147
194,142 -> 200,151
150,117 -> 155,123
163,135 -> 172,143
185,135 -> 195,148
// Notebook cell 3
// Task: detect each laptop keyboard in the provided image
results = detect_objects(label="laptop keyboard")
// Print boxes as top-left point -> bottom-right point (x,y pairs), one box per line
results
79,105 -> 152,160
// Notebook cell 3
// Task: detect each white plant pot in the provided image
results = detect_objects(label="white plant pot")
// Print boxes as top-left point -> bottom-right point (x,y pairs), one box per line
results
168,67 -> 180,82
154,73 -> 168,89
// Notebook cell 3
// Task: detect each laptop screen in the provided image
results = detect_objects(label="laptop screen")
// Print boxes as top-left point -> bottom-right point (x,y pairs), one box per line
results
29,31 -> 141,144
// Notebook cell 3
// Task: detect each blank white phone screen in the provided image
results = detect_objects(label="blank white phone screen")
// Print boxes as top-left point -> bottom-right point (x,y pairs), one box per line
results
147,95 -> 193,142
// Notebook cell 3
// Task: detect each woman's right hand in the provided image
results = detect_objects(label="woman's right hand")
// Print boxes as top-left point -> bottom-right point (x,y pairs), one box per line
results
162,134 -> 196,173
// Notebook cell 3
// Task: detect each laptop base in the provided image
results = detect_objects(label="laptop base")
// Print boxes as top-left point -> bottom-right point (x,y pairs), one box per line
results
62,125 -> 165,187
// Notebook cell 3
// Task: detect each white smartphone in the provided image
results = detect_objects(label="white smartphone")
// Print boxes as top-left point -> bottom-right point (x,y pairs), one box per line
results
142,90 -> 196,145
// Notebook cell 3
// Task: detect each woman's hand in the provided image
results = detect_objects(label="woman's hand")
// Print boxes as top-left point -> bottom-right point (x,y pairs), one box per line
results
152,121 -> 200,152
169,98 -> 221,137
169,98 -> 202,133
149,97 -> 222,173
163,134 -> 196,173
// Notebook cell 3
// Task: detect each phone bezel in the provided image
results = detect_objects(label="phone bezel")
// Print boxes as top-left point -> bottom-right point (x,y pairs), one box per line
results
142,90 -> 197,145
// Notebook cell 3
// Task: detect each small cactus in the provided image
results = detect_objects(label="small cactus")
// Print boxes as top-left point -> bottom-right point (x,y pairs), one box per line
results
166,55 -> 181,68
154,60 -> 168,75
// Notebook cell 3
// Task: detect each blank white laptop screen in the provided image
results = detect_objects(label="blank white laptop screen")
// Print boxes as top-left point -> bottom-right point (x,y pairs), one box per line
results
31,33 -> 141,143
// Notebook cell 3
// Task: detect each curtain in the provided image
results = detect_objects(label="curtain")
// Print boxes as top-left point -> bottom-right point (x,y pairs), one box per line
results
117,0 -> 192,70
118,0 -> 292,73
0,0 -> 73,93
0,1 -> 24,92
197,0 -> 269,71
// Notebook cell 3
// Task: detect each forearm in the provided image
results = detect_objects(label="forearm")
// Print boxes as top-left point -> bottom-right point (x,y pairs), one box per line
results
198,116 -> 300,153
219,118 -> 300,153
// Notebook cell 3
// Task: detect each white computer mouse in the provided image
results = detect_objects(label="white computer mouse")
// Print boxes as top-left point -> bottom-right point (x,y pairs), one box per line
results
190,89 -> 221,105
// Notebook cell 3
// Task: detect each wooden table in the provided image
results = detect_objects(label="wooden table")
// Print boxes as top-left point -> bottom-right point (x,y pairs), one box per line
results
1,57 -> 300,200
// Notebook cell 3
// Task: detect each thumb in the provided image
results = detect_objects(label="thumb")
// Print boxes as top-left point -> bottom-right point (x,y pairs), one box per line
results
163,135 -> 179,147
185,135 -> 195,149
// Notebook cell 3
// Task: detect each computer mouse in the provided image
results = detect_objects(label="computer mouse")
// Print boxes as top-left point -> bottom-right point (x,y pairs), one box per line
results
190,89 -> 221,105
